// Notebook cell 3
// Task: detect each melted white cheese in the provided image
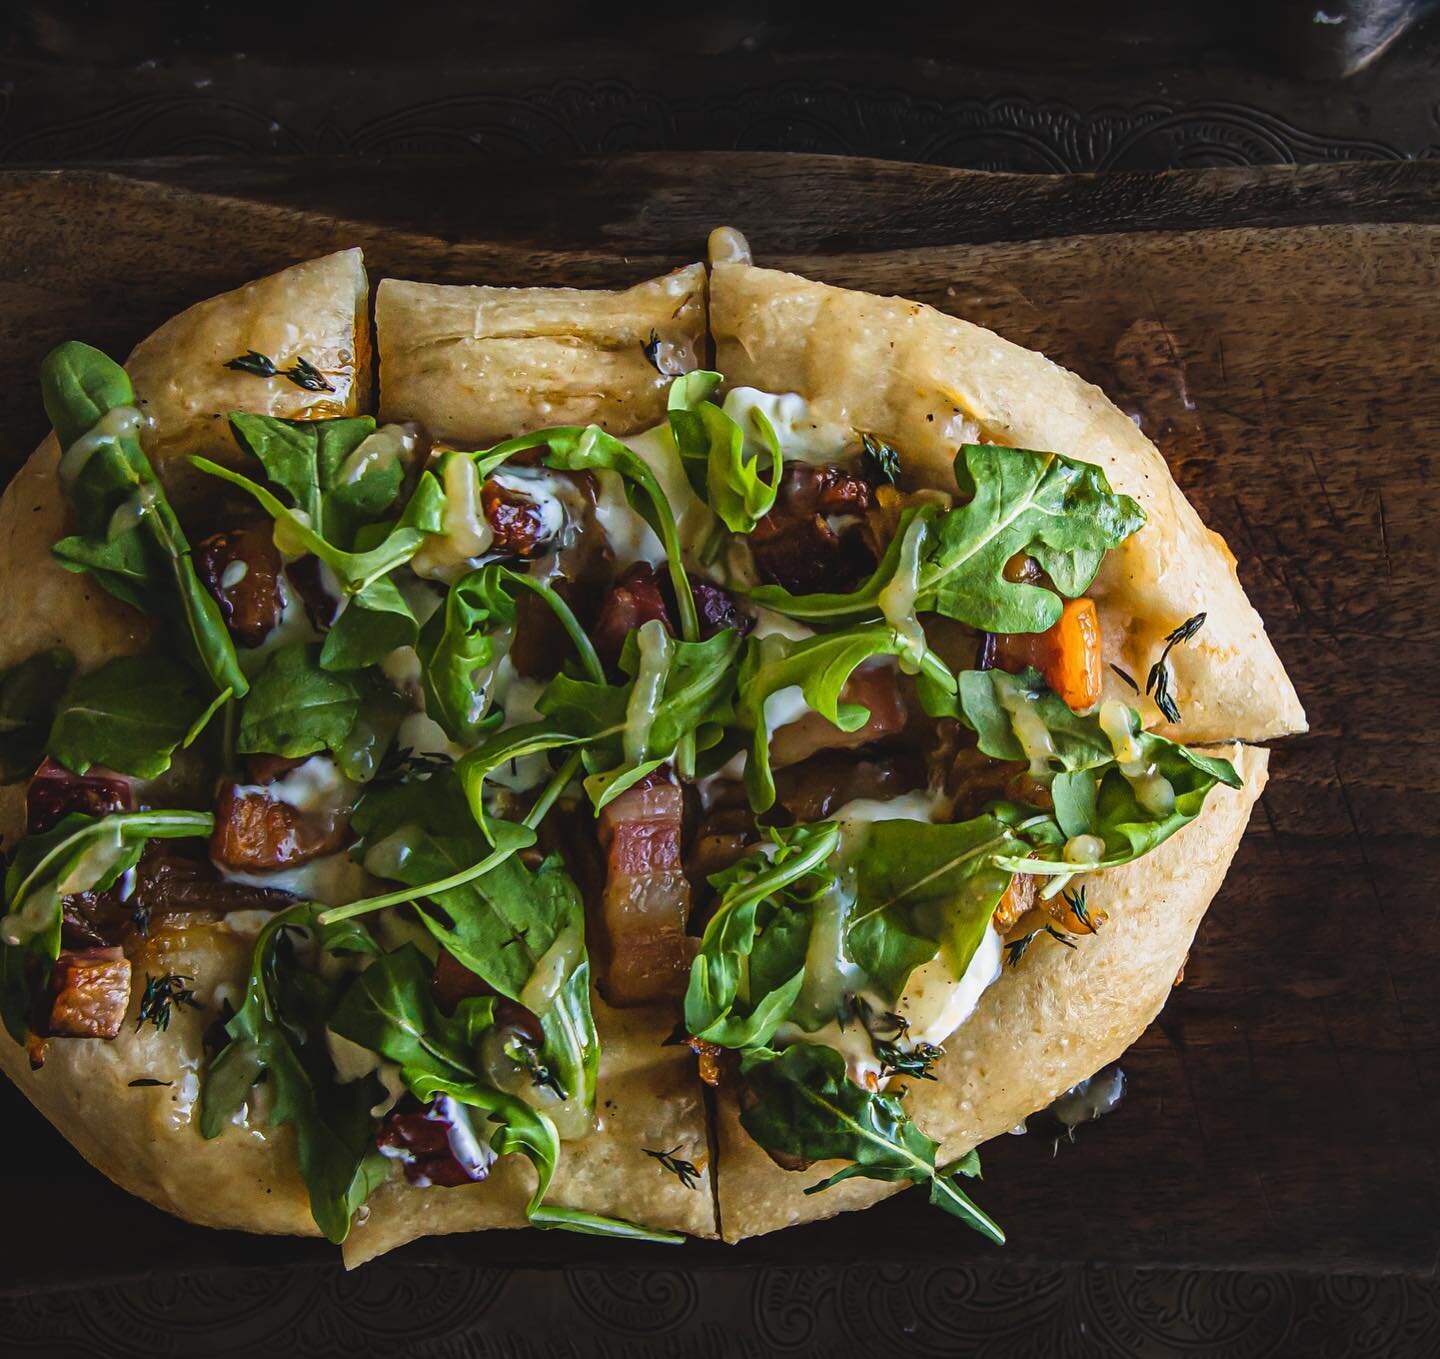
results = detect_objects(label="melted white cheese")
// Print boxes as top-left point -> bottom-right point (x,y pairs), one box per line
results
233,755 -> 352,814
340,422 -> 417,484
58,404 -> 143,481
592,468 -> 665,566
215,852 -> 369,906
898,923 -> 1004,1050
720,388 -> 854,463
412,454 -> 494,581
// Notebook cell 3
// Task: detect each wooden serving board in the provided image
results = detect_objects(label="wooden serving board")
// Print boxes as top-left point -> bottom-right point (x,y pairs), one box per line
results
0,155 -> 1435,1286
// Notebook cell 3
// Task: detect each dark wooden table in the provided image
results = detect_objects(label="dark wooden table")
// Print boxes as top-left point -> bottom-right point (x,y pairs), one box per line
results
0,154 -> 1436,1356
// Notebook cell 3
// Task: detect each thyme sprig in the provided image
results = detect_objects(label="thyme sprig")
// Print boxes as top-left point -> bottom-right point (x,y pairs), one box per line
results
643,1144 -> 702,1190
224,350 -> 336,393
1145,611 -> 1207,723
1062,886 -> 1099,934
1004,924 -> 1077,969
136,972 -> 200,1032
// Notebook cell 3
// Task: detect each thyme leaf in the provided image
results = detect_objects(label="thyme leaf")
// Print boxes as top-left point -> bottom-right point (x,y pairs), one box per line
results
643,1144 -> 701,1190
1145,611 -> 1207,724
136,972 -> 200,1032
1062,886 -> 1099,933
224,350 -> 336,393
1004,924 -> 1077,969
875,1038 -> 946,1082
1109,663 -> 1140,693
861,433 -> 901,486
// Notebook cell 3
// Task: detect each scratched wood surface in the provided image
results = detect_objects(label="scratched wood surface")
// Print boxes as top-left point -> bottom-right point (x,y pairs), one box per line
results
0,157 -> 1435,1286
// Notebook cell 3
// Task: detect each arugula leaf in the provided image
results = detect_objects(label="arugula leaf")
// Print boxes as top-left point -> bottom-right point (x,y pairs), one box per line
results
958,668 -> 1242,878
199,904 -> 386,1244
847,816 -> 1021,999
238,644 -> 359,759
327,943 -> 675,1242
456,722 -> 587,841
0,809 -> 212,1044
320,576 -> 419,672
531,623 -> 741,806
327,942 -> 495,1080
735,623 -> 953,813
0,649 -> 75,782
749,445 -> 1144,636
669,398 -> 780,534
739,1042 -> 1004,1242
960,667 -> 1112,771
41,341 -> 247,698
685,823 -> 840,1049
191,454 -> 445,597
467,424 -> 700,642
416,563 -> 605,749
47,653 -> 217,779
416,567 -> 517,744
228,413 -> 409,551
343,771 -> 595,1118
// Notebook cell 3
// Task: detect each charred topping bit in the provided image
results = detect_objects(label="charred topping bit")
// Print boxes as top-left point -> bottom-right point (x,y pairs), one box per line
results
642,328 -> 663,372
377,1096 -> 494,1188
47,947 -> 132,1039
772,749 -> 925,825
643,1144 -> 702,1190
224,350 -> 336,393
481,479 -> 553,558
860,433 -> 901,486
750,463 -> 875,595
688,573 -> 753,640
1110,663 -> 1140,693
196,526 -> 286,648
285,555 -> 340,630
991,873 -> 1037,934
26,757 -> 131,835
1004,923 -> 1077,969
210,783 -> 349,872
595,769 -> 694,1007
128,1077 -> 173,1087
593,562 -> 674,673
136,972 -> 200,1033
1146,611 -> 1207,724
685,1034 -> 725,1087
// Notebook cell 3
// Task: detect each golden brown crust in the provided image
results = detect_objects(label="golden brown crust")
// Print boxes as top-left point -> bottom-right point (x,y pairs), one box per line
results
0,251 -> 371,1237
375,264 -> 708,445
342,999 -> 718,1266
709,255 -> 1306,745
712,743 -> 1267,1241
127,247 -> 370,491
0,243 -> 1281,1260
0,253 -> 721,1251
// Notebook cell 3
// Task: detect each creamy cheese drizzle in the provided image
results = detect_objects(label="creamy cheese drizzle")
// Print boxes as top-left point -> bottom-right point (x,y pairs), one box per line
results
340,422 -> 417,484
719,388 -> 854,464
58,404 -> 143,482
1098,698 -> 1177,815
994,671 -> 1058,777
215,852 -> 370,906
412,454 -> 493,581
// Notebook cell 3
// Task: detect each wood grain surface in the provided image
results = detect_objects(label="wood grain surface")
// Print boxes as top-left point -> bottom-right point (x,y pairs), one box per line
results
0,156 -> 1434,1284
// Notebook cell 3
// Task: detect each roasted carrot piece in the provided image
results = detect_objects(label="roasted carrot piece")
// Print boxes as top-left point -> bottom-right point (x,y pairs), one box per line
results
994,597 -> 1103,711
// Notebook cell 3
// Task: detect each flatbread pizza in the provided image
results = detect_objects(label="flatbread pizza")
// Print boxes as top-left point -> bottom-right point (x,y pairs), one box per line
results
0,231 -> 1303,1261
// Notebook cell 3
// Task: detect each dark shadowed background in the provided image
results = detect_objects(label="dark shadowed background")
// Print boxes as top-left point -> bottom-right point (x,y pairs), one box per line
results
0,3 -> 1438,1355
